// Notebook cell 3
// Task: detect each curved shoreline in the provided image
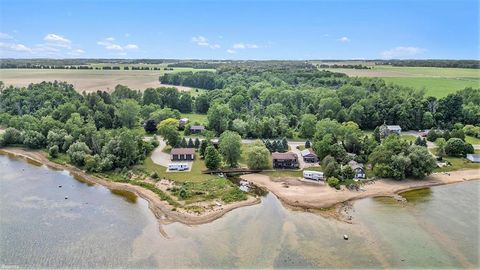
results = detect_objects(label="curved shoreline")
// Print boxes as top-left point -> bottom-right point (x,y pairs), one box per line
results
0,148 -> 260,226
240,170 -> 479,212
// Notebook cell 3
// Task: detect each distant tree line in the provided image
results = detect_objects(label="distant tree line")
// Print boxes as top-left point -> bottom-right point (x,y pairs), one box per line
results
167,62 -> 221,69
317,64 -> 371,69
376,60 -> 480,69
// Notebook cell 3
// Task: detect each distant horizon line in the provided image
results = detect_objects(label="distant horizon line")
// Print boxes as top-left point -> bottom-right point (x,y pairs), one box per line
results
1,58 -> 479,61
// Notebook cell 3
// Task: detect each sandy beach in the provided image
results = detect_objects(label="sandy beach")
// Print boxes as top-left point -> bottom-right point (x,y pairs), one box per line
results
0,148 -> 260,226
241,170 -> 479,210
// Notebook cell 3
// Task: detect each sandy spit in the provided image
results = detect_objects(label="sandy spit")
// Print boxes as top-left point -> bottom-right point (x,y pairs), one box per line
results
241,170 -> 479,210
0,148 -> 260,226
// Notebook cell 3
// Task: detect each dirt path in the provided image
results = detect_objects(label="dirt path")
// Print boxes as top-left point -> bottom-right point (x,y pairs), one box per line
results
241,170 -> 479,210
0,147 -> 260,226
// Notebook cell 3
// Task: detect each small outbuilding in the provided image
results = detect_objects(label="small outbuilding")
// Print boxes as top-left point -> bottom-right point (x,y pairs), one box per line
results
272,152 -> 299,169
301,148 -> 318,163
189,125 -> 205,134
466,154 -> 480,163
171,148 -> 195,161
348,160 -> 366,179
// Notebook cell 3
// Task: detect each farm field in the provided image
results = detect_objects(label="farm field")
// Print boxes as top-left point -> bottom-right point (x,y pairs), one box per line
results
0,67 -> 214,93
323,65 -> 479,98
381,77 -> 479,98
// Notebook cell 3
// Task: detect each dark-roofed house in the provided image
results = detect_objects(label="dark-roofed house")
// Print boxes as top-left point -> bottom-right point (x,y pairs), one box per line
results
348,160 -> 366,179
300,148 -> 318,163
171,148 -> 195,161
272,152 -> 299,169
466,154 -> 480,163
189,125 -> 205,134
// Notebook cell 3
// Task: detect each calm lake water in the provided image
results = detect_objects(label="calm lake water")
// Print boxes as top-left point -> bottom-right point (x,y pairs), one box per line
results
1,155 -> 478,268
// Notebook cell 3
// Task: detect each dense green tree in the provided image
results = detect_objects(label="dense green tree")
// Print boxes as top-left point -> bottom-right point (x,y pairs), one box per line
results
3,127 -> 23,145
178,93 -> 193,113
219,131 -> 242,167
67,142 -> 91,166
204,145 -> 221,170
207,103 -> 231,135
246,140 -> 271,170
116,99 -> 140,128
22,130 -> 46,149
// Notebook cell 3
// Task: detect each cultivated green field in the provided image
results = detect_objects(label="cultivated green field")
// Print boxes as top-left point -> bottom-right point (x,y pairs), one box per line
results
382,77 -> 479,98
323,64 -> 479,98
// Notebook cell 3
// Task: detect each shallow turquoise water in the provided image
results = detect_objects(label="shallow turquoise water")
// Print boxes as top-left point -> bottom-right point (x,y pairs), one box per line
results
0,155 -> 478,268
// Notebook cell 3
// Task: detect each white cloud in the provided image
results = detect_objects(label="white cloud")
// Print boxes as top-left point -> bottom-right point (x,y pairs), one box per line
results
233,43 -> 259,49
380,46 -> 426,59
192,36 -> 209,46
44,33 -> 71,44
191,36 -> 220,49
0,32 -> 14,40
0,33 -> 85,57
97,38 -> 139,51
0,42 -> 32,52
226,49 -> 236,54
338,36 -> 350,43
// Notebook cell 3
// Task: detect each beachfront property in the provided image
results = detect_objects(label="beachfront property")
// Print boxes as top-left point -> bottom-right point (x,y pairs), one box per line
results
380,124 -> 402,137
189,125 -> 205,134
466,154 -> 480,163
171,148 -> 195,161
348,160 -> 366,179
301,148 -> 318,163
272,152 -> 299,169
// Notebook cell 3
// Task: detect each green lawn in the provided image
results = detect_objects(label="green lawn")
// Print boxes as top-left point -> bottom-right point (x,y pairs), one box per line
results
141,153 -> 218,183
382,77 -> 479,98
465,136 -> 480,145
400,134 -> 417,142
434,157 -> 480,172
181,113 -> 208,125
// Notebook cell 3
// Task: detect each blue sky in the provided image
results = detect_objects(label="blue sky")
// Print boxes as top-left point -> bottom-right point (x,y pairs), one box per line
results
0,0 -> 478,59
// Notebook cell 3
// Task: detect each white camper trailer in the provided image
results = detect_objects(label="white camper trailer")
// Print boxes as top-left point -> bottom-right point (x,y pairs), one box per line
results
168,163 -> 189,171
303,170 -> 324,181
